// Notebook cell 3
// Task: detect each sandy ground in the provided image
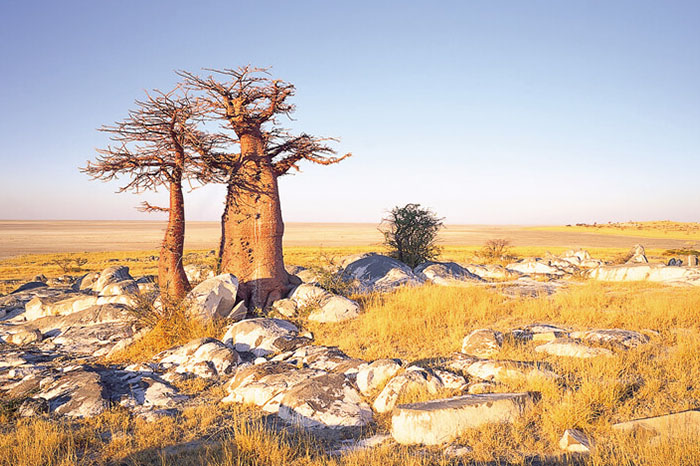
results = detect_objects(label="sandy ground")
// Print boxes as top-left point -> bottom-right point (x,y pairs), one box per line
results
0,221 -> 693,260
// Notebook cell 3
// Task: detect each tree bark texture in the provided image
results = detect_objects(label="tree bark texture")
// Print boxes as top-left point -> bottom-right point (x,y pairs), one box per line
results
219,133 -> 289,309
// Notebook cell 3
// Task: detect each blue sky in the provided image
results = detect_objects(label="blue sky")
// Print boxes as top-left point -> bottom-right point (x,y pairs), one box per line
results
1,1 -> 699,224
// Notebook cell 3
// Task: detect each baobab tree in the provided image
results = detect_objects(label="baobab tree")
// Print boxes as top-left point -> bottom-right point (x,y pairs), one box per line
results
82,87 -> 219,303
179,67 -> 351,308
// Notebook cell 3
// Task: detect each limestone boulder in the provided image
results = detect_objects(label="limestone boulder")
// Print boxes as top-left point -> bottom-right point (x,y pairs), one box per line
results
271,298 -> 297,318
559,429 -> 594,453
99,279 -> 139,296
464,264 -> 518,280
92,266 -> 134,293
373,366 -> 444,413
612,410 -> 700,439
535,338 -> 613,358
222,362 -> 325,413
75,272 -> 100,291
185,274 -> 239,321
463,359 -> 557,383
588,264 -> 700,285
506,259 -> 566,276
156,337 -> 240,378
38,369 -> 108,418
356,359 -> 403,395
11,281 -> 48,294
278,373 -> 373,435
5,327 -> 42,345
271,345 -> 364,374
461,329 -> 503,358
414,262 -> 481,285
222,318 -> 304,357
343,254 -> 423,292
288,284 -> 332,307
391,393 -> 535,445
184,264 -> 215,283
308,296 -> 361,323
570,329 -> 649,349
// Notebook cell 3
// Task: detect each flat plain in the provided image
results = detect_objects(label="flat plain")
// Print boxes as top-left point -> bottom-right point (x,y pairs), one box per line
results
0,220 -> 694,260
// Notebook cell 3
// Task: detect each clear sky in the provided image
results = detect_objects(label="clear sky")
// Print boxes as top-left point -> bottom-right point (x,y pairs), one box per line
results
1,1 -> 699,224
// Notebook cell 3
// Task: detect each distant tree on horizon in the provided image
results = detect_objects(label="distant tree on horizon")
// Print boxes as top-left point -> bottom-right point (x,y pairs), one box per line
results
82,86 -> 221,303
178,66 -> 351,309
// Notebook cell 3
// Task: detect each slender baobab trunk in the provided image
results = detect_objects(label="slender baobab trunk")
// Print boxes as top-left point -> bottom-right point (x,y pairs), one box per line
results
219,133 -> 289,309
159,175 -> 191,302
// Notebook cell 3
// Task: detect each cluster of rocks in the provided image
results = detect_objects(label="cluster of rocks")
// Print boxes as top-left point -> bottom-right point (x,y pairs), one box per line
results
2,250 -> 697,457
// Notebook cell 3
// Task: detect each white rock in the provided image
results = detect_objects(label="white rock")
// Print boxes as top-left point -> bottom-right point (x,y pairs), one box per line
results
5,328 -> 42,345
461,329 -> 503,358
343,254 -> 423,292
272,298 -> 297,318
464,264 -> 518,280
589,264 -> 700,285
92,266 -> 134,293
222,318 -> 300,357
222,362 -> 324,413
373,367 -> 443,413
356,359 -> 403,395
569,329 -> 649,349
391,393 -> 535,445
414,262 -> 480,285
507,259 -> 566,276
99,280 -> 139,297
185,274 -> 239,321
308,296 -> 361,323
559,429 -> 593,453
288,284 -> 331,307
465,359 -> 558,383
184,264 -> 215,283
278,373 -> 373,432
535,338 -> 614,358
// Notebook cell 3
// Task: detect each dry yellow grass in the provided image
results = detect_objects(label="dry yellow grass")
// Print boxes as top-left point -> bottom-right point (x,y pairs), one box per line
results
2,249 -> 700,465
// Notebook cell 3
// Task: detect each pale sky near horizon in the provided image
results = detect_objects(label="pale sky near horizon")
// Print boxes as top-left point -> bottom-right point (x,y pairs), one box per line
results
1,1 -> 699,225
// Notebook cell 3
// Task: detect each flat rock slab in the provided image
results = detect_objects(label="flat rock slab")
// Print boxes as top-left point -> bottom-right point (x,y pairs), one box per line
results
535,338 -> 614,359
612,410 -> 700,438
391,392 -> 536,445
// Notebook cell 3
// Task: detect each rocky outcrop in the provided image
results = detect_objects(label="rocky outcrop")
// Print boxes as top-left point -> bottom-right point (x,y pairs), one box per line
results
356,359 -> 403,395
343,254 -> 423,291
588,264 -> 700,285
92,266 -> 134,294
535,338 -> 614,358
185,274 -> 241,321
154,337 -> 240,379
464,264 -> 518,280
461,329 -> 503,358
373,366 -> 444,413
184,264 -> 215,284
222,318 -> 306,357
308,296 -> 361,323
559,429 -> 594,453
506,259 -> 566,276
612,410 -> 700,438
569,329 -> 649,349
278,373 -> 373,435
391,393 -> 536,445
414,262 -> 481,285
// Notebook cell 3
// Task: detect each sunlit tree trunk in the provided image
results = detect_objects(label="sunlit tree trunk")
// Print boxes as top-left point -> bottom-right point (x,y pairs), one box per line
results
219,133 -> 289,309
159,172 -> 191,302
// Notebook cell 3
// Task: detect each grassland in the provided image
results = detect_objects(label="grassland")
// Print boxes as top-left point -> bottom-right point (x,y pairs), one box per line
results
2,280 -> 700,465
1,237 -> 700,465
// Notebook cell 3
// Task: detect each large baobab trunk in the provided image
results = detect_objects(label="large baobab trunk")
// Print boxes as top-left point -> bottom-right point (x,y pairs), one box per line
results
159,178 -> 190,302
219,133 -> 290,309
